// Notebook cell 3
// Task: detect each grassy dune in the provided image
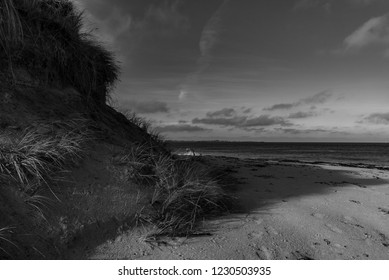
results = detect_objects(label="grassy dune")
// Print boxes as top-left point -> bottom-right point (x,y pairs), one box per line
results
0,0 -> 118,104
0,0 -> 228,259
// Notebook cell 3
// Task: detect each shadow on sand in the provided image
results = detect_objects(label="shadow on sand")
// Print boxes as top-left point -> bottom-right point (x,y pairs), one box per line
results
214,156 -> 388,217
63,156 -> 389,259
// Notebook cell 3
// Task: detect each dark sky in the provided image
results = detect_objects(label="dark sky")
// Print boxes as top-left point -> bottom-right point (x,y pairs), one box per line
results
76,0 -> 389,141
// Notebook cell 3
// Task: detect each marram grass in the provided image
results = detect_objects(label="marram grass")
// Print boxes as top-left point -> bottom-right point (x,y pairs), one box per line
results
116,144 -> 228,238
0,0 -> 119,104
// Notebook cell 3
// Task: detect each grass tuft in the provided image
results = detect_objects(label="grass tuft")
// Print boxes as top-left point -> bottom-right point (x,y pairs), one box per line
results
118,145 -> 228,238
150,156 -> 227,237
0,119 -> 90,192
118,110 -> 168,150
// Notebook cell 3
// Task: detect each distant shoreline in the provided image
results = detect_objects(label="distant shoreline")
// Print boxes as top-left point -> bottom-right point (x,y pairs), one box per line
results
168,140 -> 389,144
176,153 -> 389,171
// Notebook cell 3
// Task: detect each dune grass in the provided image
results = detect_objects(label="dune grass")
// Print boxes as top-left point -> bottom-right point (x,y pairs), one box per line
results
118,110 -> 167,149
149,156 -> 226,237
0,119 -> 90,193
0,0 -> 119,104
117,143 -> 228,238
1,0 -> 228,252
0,119 -> 91,258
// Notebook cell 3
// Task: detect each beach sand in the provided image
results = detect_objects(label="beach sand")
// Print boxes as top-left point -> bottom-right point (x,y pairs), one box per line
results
81,156 -> 389,260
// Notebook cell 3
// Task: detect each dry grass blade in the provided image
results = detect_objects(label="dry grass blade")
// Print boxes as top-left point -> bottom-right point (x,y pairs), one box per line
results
0,226 -> 20,256
25,194 -> 53,222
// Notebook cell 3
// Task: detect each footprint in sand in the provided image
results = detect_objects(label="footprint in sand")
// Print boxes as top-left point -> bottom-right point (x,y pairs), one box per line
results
341,216 -> 365,229
349,200 -> 361,205
378,207 -> 389,215
325,224 -> 343,234
379,233 -> 389,248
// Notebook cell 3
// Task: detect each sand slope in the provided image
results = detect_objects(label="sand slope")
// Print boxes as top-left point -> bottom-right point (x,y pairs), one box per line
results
82,157 -> 389,260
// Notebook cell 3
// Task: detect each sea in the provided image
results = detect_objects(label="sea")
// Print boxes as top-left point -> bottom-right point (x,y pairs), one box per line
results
168,142 -> 389,168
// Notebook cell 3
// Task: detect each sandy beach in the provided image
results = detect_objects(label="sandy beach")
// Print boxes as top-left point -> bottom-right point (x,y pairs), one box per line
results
76,156 -> 389,260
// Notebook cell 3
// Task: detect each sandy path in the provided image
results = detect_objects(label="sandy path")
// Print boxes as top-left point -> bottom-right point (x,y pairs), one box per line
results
83,157 -> 389,260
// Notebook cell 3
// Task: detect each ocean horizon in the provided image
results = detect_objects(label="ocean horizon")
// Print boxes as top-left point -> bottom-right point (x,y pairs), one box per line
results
169,141 -> 389,168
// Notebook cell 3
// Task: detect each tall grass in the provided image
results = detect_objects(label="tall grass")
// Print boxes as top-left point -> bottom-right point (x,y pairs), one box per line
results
116,144 -> 228,238
0,0 -> 119,104
118,110 -> 168,150
0,119 -> 90,192
150,155 -> 226,237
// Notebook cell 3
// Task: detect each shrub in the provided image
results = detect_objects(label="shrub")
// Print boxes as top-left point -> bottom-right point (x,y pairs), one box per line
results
0,0 -> 119,104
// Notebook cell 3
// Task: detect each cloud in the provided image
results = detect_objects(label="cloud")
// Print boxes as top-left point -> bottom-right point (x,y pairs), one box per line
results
343,13 -> 389,56
288,111 -> 318,119
199,1 -> 229,56
242,107 -> 252,114
191,107 -> 284,129
155,124 -> 211,133
178,90 -> 189,101
192,114 -> 290,128
179,0 -> 228,99
360,113 -> 389,124
121,100 -> 169,114
243,116 -> 290,127
265,90 -> 333,111
277,128 -> 331,134
206,108 -> 236,118
193,116 -> 247,127
265,103 -> 296,111
301,90 -> 333,104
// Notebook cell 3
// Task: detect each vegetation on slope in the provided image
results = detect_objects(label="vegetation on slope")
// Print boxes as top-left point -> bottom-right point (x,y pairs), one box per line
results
0,0 -> 119,104
0,0 -> 229,259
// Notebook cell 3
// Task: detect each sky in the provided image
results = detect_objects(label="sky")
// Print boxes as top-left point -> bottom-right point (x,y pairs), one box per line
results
75,0 -> 389,142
